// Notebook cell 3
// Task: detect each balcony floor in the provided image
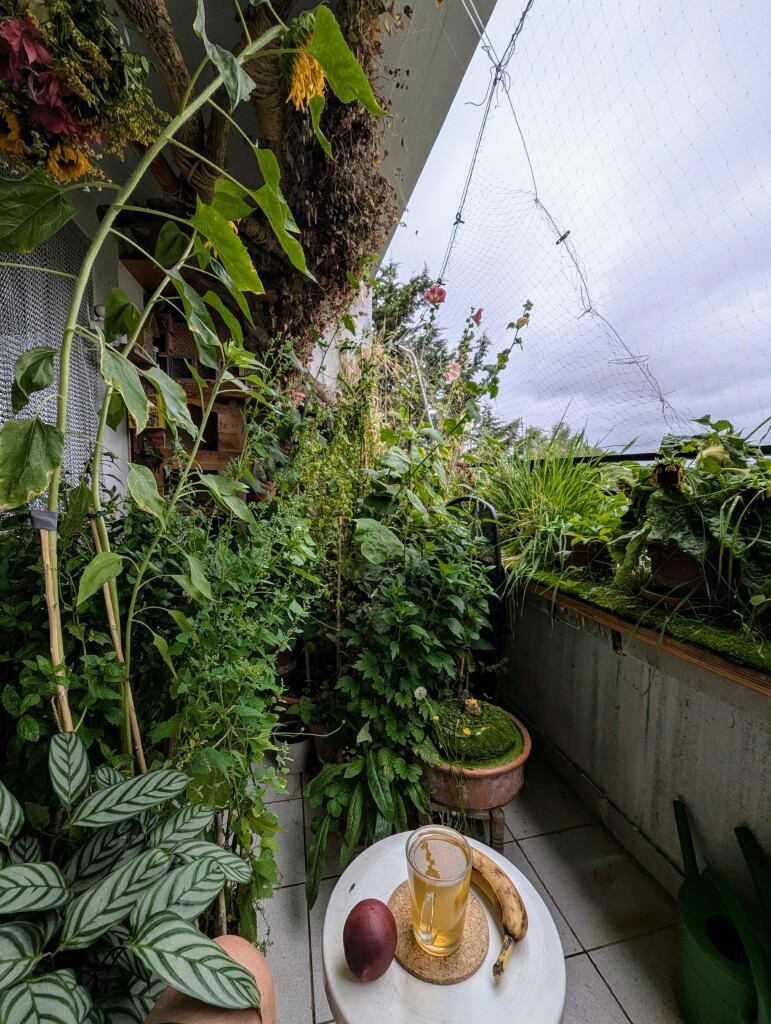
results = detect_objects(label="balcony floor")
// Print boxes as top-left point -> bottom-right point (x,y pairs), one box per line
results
260,757 -> 683,1024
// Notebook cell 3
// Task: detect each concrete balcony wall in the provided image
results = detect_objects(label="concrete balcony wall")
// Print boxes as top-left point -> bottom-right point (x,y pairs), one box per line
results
502,590 -> 771,902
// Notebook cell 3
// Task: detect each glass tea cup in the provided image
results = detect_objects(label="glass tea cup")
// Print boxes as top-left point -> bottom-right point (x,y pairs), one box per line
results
405,825 -> 472,956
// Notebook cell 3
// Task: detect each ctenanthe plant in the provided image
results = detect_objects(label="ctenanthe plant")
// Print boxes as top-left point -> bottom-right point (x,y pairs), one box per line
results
0,732 -> 259,1023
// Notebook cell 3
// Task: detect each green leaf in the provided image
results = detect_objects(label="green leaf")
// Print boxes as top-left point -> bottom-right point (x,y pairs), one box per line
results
0,862 -> 69,914
305,814 -> 330,910
193,0 -> 255,111
76,552 -> 124,608
341,780 -> 364,868
167,270 -> 221,369
173,840 -> 251,883
141,367 -> 196,434
149,804 -> 213,848
211,179 -> 253,222
48,733 -> 90,809
11,347 -> 56,413
0,923 -> 43,993
9,836 -> 41,864
191,200 -> 263,294
201,291 -> 243,347
0,170 -> 76,252
307,8 -> 386,116
128,911 -> 260,1009
63,819 -> 136,892
0,418 -> 64,511
186,553 -> 212,602
155,221 -> 190,267
60,848 -> 171,949
103,288 -> 141,345
393,789 -> 408,833
101,348 -> 148,432
366,750 -> 393,822
150,631 -> 176,679
23,803 -> 49,831
94,765 -> 123,790
354,518 -> 404,565
127,464 -> 165,520
166,609 -> 197,639
0,780 -> 23,847
0,972 -> 86,1024
106,391 -> 126,431
196,474 -> 255,524
373,808 -> 391,843
16,716 -> 39,743
69,770 -> 188,829
130,858 -> 225,928
308,94 -> 333,157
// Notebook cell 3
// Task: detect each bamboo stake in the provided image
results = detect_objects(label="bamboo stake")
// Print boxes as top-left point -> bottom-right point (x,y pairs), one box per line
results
89,515 -> 147,773
41,528 -> 73,732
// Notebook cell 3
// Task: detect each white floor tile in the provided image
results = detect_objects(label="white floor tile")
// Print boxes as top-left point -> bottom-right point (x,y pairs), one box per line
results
273,797 -> 308,887
503,759 -> 594,840
260,883 -> 314,1024
591,928 -> 682,1023
504,840 -> 582,956
563,953 -> 630,1023
520,825 -> 675,949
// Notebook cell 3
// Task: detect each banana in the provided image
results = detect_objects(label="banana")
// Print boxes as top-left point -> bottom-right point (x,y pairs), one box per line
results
470,847 -> 528,980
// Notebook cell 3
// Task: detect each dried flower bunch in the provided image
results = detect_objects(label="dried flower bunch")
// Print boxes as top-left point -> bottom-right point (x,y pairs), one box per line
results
0,0 -> 163,181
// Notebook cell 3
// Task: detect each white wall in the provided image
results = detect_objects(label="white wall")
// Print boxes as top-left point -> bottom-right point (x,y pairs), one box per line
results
504,591 -> 771,901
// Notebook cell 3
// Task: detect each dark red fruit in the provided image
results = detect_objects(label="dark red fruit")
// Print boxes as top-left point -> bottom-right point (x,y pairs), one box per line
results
342,898 -> 398,982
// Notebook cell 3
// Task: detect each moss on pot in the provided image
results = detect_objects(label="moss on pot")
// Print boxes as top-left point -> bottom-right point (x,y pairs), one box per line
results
433,699 -> 524,768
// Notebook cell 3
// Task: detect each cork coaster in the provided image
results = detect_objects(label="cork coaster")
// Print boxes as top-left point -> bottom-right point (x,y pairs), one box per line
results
387,881 -> 489,985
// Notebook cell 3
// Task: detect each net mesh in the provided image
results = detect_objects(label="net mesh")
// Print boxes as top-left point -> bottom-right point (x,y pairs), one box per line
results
0,223 -> 98,491
434,0 -> 770,449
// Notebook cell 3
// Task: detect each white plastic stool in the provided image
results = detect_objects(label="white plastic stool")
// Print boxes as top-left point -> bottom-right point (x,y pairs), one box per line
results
322,831 -> 566,1024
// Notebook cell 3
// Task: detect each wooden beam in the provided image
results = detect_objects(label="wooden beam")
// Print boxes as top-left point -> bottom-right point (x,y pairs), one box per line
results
527,583 -> 771,699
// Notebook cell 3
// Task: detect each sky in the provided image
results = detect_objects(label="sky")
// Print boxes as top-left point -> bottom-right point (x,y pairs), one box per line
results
385,0 -> 771,451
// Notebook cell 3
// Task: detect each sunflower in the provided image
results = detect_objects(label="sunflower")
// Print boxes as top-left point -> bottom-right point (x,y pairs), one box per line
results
286,46 -> 325,112
45,140 -> 91,182
0,108 -> 24,156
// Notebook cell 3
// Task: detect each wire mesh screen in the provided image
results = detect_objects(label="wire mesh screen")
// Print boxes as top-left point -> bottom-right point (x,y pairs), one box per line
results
434,0 -> 770,449
0,222 -> 98,490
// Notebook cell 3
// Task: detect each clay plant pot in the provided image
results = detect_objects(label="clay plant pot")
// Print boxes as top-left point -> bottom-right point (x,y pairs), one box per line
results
421,709 -> 532,811
309,721 -> 343,765
568,539 -> 613,571
645,538 -> 717,598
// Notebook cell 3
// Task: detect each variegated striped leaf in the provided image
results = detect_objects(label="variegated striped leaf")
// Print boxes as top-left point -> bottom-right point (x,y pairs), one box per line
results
69,770 -> 187,828
0,862 -> 69,914
63,819 -> 136,892
94,993 -> 144,1024
55,970 -> 92,1023
9,836 -> 41,864
94,765 -> 123,790
49,733 -> 90,809
127,911 -> 260,1010
60,848 -> 171,949
0,972 -> 85,1024
130,858 -> 225,929
148,804 -> 213,848
0,779 -> 23,847
0,923 -> 43,992
173,840 -> 252,883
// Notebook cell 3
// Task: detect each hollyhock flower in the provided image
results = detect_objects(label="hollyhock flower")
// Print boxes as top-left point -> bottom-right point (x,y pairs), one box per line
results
46,141 -> 92,182
444,361 -> 461,383
423,283 -> 446,307
0,15 -> 52,86
513,314 -> 530,329
29,69 -> 78,135
471,308 -> 483,327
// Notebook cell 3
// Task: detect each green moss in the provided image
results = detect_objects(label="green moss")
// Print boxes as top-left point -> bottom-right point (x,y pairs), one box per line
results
433,699 -> 524,768
530,571 -> 771,674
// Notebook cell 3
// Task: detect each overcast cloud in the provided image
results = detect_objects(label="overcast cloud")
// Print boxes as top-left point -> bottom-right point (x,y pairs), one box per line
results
386,0 -> 770,450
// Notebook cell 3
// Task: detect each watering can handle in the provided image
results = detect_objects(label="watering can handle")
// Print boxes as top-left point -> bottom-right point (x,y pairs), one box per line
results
735,827 -> 771,925
703,868 -> 771,1024
673,800 -> 700,879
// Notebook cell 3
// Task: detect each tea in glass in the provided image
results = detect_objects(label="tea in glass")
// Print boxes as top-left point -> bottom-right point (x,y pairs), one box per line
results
406,825 -> 472,956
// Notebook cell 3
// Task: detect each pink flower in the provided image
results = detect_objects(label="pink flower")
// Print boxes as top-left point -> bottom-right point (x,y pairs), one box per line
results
424,284 -> 446,307
444,361 -> 461,383
471,308 -> 483,327
29,70 -> 78,135
0,15 -> 52,86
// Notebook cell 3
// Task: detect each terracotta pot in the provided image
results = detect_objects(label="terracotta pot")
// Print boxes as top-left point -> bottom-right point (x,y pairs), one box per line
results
646,538 -> 716,597
421,709 -> 532,811
309,721 -> 343,765
569,539 -> 613,571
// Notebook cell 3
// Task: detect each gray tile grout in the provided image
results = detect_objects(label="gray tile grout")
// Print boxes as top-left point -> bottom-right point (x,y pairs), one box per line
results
511,837 -> 584,951
584,919 -> 676,954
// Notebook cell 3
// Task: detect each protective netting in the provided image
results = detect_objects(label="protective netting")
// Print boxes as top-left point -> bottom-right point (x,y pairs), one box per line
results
434,0 -> 770,449
0,222 -> 98,490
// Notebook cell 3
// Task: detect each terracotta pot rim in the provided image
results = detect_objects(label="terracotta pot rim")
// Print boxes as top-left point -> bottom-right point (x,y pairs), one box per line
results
430,709 -> 532,779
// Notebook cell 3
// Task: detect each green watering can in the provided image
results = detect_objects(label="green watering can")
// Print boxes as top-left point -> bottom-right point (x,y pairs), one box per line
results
674,800 -> 771,1024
